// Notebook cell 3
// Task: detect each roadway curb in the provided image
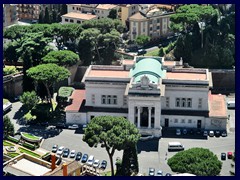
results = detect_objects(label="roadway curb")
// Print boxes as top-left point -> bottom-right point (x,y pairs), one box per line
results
40,138 -> 45,147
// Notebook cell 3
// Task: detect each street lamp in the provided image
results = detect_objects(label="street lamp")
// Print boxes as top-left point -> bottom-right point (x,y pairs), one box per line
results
198,21 -> 205,49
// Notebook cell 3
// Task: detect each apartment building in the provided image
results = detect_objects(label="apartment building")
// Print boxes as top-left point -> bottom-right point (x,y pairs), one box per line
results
129,7 -> 174,40
61,12 -> 97,24
67,4 -> 98,14
3,4 -> 18,28
95,4 -> 118,19
118,4 -> 139,26
17,4 -> 41,21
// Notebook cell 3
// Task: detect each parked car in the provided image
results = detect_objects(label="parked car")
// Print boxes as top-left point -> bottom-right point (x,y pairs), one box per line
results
176,129 -> 181,136
56,146 -> 65,155
189,129 -> 194,135
62,148 -> 70,157
41,121 -> 49,126
137,49 -> 147,55
203,130 -> 208,137
52,144 -> 58,153
75,152 -> 82,161
209,131 -> 214,137
100,160 -> 107,170
165,173 -> 172,176
148,168 -> 155,176
87,155 -> 94,166
215,130 -> 221,137
93,159 -> 100,168
196,129 -> 201,135
56,123 -> 66,129
221,153 -> 226,160
68,124 -> 79,129
70,150 -> 76,158
81,154 -> 88,163
228,152 -> 233,159
156,170 -> 163,176
182,129 -> 187,135
221,131 -> 227,137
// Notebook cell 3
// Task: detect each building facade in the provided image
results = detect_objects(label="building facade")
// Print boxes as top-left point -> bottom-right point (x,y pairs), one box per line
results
118,4 -> 139,26
65,57 -> 228,137
61,12 -> 97,24
95,4 -> 118,19
67,4 -> 98,14
3,4 -> 18,28
17,4 -> 41,20
129,8 -> 174,40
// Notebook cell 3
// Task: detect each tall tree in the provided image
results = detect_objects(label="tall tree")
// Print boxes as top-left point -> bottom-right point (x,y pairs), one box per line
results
83,116 -> 140,176
135,35 -> 150,47
27,63 -> 70,111
3,116 -> 14,137
108,9 -> 117,19
60,4 -> 67,15
20,91 -> 38,111
168,147 -> 222,176
51,10 -> 58,23
44,7 -> 50,24
38,11 -> 44,24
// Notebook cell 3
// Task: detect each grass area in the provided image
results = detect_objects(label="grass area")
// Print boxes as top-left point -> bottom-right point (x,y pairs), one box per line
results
145,47 -> 168,57
21,133 -> 40,140
7,152 -> 20,158
3,99 -> 9,105
3,140 -> 14,146
18,147 -> 41,158
58,87 -> 74,98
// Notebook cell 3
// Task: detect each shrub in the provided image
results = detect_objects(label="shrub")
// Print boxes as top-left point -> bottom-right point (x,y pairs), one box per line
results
22,142 -> 36,150
18,147 -> 41,158
58,87 -> 74,98
7,136 -> 19,144
7,152 -> 20,158
3,140 -> 14,146
24,111 -> 37,121
3,66 -> 18,76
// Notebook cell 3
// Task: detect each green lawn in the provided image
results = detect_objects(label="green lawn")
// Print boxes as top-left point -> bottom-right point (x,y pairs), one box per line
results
21,133 -> 40,140
3,140 -> 14,146
7,152 -> 20,158
145,47 -> 168,57
3,99 -> 9,105
18,147 -> 41,158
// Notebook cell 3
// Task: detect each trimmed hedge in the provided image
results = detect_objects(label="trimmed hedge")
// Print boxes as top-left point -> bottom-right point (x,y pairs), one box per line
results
3,140 -> 14,146
7,136 -> 19,144
7,152 -> 20,158
22,142 -> 36,150
58,87 -> 74,98
18,147 -> 41,158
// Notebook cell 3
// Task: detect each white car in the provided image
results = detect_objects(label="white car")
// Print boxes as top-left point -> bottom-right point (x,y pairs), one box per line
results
56,146 -> 64,155
176,129 -> 181,136
68,124 -> 79,129
209,131 -> 214,137
87,155 -> 94,166
70,150 -> 76,158
203,130 -> 208,137
93,159 -> 100,168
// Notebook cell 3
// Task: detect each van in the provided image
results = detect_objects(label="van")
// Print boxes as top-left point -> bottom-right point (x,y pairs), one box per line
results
168,142 -> 184,151
227,101 -> 235,109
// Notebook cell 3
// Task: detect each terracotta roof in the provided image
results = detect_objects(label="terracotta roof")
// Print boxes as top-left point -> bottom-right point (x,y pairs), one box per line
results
96,4 -> 117,10
165,72 -> 207,80
129,12 -> 146,20
209,94 -> 227,118
88,70 -> 130,78
122,59 -> 134,65
62,12 -> 97,20
65,90 -> 85,112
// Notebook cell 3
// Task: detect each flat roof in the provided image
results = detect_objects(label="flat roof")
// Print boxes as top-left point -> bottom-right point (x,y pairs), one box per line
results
165,72 -> 207,80
96,4 -> 117,10
209,94 -> 227,117
65,90 -> 85,112
121,59 -> 134,65
88,70 -> 130,78
62,12 -> 97,20
11,158 -> 51,176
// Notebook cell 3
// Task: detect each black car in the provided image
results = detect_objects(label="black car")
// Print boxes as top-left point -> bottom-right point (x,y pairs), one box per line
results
189,129 -> 194,135
221,131 -> 227,137
75,152 -> 82,161
215,130 -> 221,137
100,160 -> 107,170
221,153 -> 226,160
56,123 -> 66,129
81,154 -> 88,163
62,148 -> 70,157
137,49 -> 147,55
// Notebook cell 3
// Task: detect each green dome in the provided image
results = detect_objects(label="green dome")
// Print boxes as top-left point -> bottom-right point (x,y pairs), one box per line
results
130,57 -> 166,83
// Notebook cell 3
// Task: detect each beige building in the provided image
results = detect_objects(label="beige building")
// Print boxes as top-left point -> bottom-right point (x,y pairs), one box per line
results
3,4 -> 18,28
95,4 -> 118,19
67,4 -> 98,14
61,12 -> 97,24
129,8 -> 174,40
17,4 -> 41,20
118,4 -> 139,26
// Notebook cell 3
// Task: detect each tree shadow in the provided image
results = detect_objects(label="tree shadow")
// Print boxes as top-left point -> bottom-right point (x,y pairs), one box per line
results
137,139 -> 159,153
13,105 -> 28,120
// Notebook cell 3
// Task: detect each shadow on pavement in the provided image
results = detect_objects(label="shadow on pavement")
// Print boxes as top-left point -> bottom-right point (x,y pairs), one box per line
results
13,105 -> 28,120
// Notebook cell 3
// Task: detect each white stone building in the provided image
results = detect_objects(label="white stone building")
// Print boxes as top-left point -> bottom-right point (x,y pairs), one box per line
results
61,12 -> 97,24
65,56 -> 228,137
95,4 -> 118,19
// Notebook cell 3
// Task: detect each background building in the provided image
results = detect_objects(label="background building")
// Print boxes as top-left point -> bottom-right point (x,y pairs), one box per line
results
17,4 -> 41,21
3,4 -> 18,28
61,12 -> 97,24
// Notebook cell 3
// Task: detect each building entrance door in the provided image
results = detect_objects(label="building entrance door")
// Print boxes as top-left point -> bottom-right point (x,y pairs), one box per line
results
165,118 -> 169,127
140,107 -> 148,127
197,120 -> 201,128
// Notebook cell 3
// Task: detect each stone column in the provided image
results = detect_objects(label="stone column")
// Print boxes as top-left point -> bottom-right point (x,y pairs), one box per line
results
137,106 -> 141,128
128,102 -> 135,125
148,107 -> 152,128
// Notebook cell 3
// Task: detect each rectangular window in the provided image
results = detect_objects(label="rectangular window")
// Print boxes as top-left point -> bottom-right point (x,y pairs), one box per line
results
91,94 -> 95,104
143,28 -> 145,32
166,97 -> 169,108
107,95 -> 111,104
72,7 -> 75,10
113,95 -> 117,105
157,18 -> 160,23
187,98 -> 192,108
65,18 -> 69,22
133,22 -> 136,26
164,24 -> 166,29
174,119 -> 178,123
157,26 -> 160,29
102,95 -> 106,104
70,19 -> 74,23
198,98 -> 202,108
150,27 -> 152,31
176,98 -> 180,107
188,119 -> 192,123
182,98 -> 186,107
77,20 -> 81,24
181,119 -> 185,123
123,96 -> 127,106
